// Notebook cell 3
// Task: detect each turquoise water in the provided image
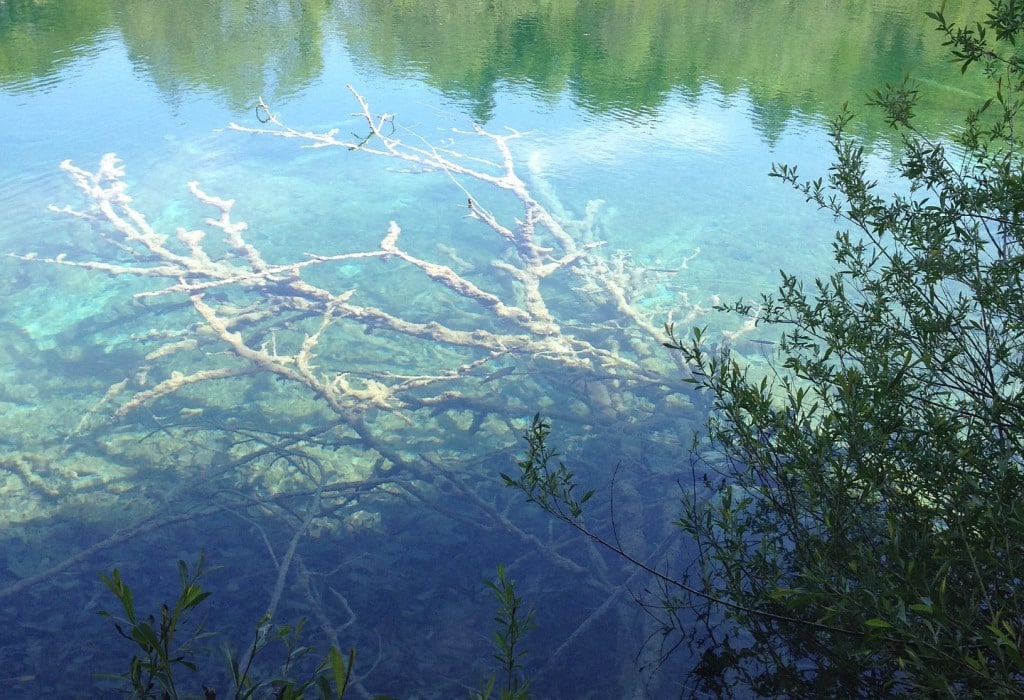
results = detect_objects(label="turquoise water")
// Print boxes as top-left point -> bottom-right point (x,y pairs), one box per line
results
0,2 -> 979,697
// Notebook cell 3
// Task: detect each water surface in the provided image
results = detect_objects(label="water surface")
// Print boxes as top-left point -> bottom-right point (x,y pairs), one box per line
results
0,1 -> 983,696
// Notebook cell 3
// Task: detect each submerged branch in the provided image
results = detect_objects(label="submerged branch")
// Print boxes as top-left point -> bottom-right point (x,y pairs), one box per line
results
19,87 -> 720,486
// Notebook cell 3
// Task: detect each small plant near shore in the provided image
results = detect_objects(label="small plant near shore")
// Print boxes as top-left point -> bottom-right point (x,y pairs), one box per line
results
101,555 -> 538,699
99,553 -> 360,700
508,3 -> 1024,694
476,565 -> 536,700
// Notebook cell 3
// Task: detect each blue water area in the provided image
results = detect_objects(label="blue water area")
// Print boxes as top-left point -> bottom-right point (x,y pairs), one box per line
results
0,2 -> 976,697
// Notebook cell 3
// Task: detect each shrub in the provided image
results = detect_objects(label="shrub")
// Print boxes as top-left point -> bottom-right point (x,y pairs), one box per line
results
513,2 -> 1024,695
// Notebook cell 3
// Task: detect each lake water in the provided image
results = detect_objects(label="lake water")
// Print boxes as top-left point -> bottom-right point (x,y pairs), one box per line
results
0,1 -> 983,697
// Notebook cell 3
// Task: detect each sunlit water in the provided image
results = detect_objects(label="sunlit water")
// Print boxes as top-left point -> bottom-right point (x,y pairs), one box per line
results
0,2 -> 979,697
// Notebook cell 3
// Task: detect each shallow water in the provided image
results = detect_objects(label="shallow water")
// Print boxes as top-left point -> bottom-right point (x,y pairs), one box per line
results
0,1 -> 983,696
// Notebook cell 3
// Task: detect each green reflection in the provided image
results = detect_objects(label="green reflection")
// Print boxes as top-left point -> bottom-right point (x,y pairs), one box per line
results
0,0 -> 114,90
337,0 -> 989,135
0,0 -> 332,109
116,0 -> 333,111
0,0 -> 993,136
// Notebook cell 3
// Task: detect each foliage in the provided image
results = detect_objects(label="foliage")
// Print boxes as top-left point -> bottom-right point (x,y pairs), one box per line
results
475,565 -> 536,700
669,1 -> 1024,694
100,554 -> 215,699
101,554 -> 540,699
511,1 -> 1024,696
503,415 -> 595,521
99,553 -> 363,700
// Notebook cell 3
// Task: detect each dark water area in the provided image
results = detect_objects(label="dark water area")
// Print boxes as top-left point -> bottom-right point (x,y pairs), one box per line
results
0,1 -> 986,696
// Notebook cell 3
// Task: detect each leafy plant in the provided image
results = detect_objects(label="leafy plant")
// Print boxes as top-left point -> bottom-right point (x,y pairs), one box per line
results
99,553 -> 361,699
508,1 -> 1024,696
100,553 -> 215,699
664,2 -> 1024,694
224,617 -> 357,700
476,565 -> 536,700
502,414 -> 594,521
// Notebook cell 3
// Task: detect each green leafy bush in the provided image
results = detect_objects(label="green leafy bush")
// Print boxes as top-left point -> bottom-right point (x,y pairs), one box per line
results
99,553 -> 361,700
475,565 -> 535,700
673,2 -> 1024,693
100,555 -> 536,699
512,1 -> 1024,696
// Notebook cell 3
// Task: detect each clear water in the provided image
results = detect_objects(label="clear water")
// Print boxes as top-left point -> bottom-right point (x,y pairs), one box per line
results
0,1 -> 983,697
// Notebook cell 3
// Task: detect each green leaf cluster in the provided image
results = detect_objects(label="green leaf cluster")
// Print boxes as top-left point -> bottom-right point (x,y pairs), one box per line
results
100,554 -> 215,699
664,1 -> 1024,695
501,414 -> 594,521
99,553 -> 367,700
475,565 -> 536,700
101,553 -> 538,699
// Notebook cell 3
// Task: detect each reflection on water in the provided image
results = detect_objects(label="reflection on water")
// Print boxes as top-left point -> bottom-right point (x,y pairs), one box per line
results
0,1 -> 988,697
